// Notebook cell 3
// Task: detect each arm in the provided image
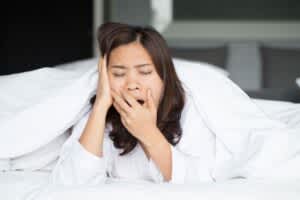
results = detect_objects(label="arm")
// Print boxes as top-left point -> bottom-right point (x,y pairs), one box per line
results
50,102 -> 111,186
79,102 -> 109,157
140,128 -> 172,182
50,56 -> 113,186
142,128 -> 215,184
111,89 -> 190,183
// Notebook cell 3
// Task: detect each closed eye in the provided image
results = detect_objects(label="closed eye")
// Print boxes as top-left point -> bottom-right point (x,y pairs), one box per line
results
113,73 -> 125,77
112,71 -> 152,77
140,71 -> 152,75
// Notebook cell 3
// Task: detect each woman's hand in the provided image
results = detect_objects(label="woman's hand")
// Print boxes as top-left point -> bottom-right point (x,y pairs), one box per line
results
111,89 -> 158,142
95,55 -> 112,111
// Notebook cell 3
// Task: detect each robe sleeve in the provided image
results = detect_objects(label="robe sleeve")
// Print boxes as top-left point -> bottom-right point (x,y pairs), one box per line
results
49,109 -> 111,186
148,145 -> 214,184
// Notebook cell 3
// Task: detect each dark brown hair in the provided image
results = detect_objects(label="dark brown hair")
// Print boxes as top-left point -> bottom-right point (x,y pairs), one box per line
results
90,22 -> 185,155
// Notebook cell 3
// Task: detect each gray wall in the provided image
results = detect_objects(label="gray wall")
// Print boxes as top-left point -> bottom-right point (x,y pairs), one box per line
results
110,0 -> 151,26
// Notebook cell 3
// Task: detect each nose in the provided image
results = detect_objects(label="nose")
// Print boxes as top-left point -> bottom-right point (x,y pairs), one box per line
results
126,83 -> 139,92
125,73 -> 140,92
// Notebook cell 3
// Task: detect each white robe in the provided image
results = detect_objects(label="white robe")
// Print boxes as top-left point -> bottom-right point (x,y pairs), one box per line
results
49,88 -> 216,186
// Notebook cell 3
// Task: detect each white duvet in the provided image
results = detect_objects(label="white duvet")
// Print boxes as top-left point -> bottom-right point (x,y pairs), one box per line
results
1,58 -> 300,199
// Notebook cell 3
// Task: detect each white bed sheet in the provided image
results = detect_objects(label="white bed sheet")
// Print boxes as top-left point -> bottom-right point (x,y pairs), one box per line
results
0,171 -> 49,200
1,171 -> 299,200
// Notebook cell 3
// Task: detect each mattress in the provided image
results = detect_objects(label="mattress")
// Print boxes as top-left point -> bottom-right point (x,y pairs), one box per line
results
1,171 -> 299,200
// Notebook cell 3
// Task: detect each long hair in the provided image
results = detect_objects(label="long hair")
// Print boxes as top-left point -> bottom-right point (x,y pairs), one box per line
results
90,22 -> 185,155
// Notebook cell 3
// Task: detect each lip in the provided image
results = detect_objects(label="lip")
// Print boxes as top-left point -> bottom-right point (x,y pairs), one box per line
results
130,95 -> 145,104
123,98 -> 145,106
125,93 -> 145,105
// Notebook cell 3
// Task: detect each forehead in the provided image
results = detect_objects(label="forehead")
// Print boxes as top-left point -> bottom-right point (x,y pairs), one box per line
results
109,42 -> 153,67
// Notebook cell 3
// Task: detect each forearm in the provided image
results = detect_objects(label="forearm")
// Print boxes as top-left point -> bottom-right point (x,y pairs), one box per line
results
79,102 -> 108,157
141,128 -> 172,182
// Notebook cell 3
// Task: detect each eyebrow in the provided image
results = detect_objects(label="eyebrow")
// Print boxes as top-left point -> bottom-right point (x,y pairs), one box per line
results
110,63 -> 151,69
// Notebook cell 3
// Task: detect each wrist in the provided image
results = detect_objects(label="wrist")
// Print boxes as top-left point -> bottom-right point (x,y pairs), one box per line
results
94,98 -> 111,112
93,101 -> 109,117
140,127 -> 166,149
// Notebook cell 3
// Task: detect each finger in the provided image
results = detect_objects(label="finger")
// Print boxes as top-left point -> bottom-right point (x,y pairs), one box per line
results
120,116 -> 128,129
102,54 -> 107,73
98,55 -> 107,76
113,101 -> 127,117
121,90 -> 139,108
146,89 -> 156,111
113,99 -> 128,117
97,56 -> 102,69
111,90 -> 131,114
101,55 -> 108,75
98,55 -> 103,70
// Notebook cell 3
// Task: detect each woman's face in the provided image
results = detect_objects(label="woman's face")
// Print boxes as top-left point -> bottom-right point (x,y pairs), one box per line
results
108,41 -> 164,108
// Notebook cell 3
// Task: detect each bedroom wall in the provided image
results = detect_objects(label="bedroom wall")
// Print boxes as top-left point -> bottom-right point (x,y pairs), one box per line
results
3,1 -> 93,75
105,0 -> 300,102
3,0 -> 300,102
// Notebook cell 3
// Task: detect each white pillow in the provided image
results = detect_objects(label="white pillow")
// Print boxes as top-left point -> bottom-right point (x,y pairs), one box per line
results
296,77 -> 300,87
173,57 -> 230,77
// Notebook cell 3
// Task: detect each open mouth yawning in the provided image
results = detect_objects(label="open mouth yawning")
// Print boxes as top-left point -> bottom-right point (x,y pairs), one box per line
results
137,99 -> 145,105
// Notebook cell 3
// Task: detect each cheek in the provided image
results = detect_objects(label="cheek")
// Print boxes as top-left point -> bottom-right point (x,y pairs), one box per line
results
109,76 -> 123,92
147,82 -> 164,106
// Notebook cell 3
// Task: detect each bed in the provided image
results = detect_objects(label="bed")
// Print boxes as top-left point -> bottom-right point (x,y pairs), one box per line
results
1,171 -> 300,200
1,58 -> 300,200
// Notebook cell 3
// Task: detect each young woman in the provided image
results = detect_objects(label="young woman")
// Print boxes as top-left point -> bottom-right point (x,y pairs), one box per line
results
50,22 -> 215,185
